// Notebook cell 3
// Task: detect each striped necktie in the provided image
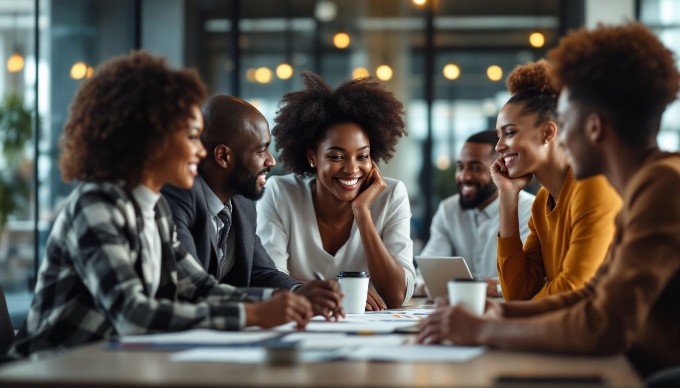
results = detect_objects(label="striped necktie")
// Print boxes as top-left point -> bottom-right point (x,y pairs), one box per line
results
215,206 -> 231,280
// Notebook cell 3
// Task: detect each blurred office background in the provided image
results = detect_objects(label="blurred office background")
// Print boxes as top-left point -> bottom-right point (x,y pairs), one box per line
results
0,0 -> 679,326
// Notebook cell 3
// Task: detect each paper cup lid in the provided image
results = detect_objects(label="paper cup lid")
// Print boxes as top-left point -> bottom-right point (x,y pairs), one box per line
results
450,277 -> 485,283
337,271 -> 369,278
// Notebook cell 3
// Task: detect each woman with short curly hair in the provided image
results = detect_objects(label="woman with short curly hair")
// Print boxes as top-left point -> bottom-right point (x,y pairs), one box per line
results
257,72 -> 415,309
490,60 -> 621,300
11,51 -> 311,358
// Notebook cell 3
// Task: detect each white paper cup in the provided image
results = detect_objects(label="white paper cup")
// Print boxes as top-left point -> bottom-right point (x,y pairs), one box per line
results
447,278 -> 487,316
337,271 -> 370,314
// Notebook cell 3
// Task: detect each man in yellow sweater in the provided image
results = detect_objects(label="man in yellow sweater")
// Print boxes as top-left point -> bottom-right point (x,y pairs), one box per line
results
418,22 -> 680,379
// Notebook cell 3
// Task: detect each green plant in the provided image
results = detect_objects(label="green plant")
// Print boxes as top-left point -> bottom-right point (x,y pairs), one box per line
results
0,94 -> 32,227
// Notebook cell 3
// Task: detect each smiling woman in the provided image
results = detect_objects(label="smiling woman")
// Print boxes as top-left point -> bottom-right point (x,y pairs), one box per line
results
256,71 -> 415,310
491,60 -> 622,301
8,51 -> 314,359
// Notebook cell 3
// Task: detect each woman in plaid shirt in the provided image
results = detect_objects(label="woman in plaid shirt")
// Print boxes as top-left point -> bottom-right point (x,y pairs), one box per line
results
10,51 -> 312,358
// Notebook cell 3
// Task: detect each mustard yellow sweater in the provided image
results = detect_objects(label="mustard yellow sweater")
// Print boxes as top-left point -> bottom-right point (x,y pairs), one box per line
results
497,169 -> 621,300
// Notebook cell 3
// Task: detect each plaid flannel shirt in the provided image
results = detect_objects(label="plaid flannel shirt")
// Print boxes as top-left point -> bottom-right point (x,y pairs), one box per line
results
11,181 -> 262,357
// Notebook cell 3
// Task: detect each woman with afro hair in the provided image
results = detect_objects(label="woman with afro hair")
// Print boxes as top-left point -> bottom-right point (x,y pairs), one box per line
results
11,51 -> 312,358
490,60 -> 621,300
256,72 -> 415,309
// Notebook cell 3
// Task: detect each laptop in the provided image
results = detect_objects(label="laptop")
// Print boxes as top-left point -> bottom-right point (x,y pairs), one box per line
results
415,256 -> 473,300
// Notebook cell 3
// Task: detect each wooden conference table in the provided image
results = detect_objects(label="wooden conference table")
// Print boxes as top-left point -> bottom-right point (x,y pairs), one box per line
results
0,299 -> 643,387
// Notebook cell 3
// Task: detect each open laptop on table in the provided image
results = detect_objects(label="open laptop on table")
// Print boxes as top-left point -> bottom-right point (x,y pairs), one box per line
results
415,256 -> 473,301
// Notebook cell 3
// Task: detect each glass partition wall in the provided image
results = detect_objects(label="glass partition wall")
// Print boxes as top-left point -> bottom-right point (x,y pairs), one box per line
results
2,0 -> 678,326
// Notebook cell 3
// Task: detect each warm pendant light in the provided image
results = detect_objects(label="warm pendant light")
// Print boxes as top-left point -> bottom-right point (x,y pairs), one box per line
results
7,13 -> 24,73
7,51 -> 24,73
276,63 -> 293,80
529,31 -> 545,48
376,65 -> 393,81
333,31 -> 350,49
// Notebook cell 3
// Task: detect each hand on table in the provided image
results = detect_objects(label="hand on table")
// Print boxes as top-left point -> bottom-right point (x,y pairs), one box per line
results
416,304 -> 484,345
485,278 -> 500,297
245,290 -> 312,330
295,279 -> 345,320
365,288 -> 386,311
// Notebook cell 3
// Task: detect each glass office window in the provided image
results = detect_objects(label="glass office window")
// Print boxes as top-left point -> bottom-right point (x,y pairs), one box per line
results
640,0 -> 680,151
1,0 -> 136,328
0,0 -> 37,328
2,0 -> 575,324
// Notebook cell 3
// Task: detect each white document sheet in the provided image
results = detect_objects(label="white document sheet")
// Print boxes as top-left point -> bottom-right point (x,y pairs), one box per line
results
344,311 -> 427,322
272,319 -> 416,333
170,344 -> 486,363
119,329 -> 277,346
170,347 -> 345,363
348,345 -> 486,362
280,333 -> 406,349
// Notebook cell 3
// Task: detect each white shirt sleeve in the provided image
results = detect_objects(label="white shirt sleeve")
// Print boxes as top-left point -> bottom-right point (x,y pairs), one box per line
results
255,178 -> 291,274
420,201 -> 454,257
381,180 -> 416,304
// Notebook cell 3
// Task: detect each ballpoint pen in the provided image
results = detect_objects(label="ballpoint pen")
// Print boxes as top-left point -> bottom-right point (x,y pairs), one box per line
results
313,271 -> 325,281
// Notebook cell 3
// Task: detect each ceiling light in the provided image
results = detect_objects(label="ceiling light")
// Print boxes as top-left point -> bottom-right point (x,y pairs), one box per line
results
276,63 -> 293,80
443,63 -> 460,80
333,31 -> 350,49
486,65 -> 503,82
315,1 -> 337,22
6,52 -> 24,73
436,155 -> 450,170
352,67 -> 369,79
376,65 -> 393,81
529,31 -> 545,48
246,68 -> 257,83
70,61 -> 88,80
254,67 -> 273,83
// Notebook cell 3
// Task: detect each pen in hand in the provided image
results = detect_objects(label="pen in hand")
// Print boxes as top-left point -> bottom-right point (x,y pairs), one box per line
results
312,271 -> 346,320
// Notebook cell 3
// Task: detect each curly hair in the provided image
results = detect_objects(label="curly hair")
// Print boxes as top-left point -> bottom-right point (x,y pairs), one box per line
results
548,22 -> 680,146
272,71 -> 406,176
505,59 -> 559,127
60,50 -> 206,185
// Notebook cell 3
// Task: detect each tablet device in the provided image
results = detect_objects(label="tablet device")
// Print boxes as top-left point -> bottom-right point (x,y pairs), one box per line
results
415,256 -> 473,300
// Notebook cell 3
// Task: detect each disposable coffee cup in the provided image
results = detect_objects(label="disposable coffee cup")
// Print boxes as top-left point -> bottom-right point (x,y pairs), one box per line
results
337,271 -> 370,314
447,278 -> 487,316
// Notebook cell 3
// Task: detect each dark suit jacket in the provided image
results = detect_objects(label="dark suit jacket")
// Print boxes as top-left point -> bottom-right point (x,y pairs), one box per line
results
162,177 -> 300,290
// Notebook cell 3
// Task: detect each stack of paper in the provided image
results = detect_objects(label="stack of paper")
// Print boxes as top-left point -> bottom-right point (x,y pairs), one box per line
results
113,329 -> 278,349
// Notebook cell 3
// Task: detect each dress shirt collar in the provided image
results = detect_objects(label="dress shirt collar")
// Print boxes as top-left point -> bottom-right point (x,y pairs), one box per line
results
466,193 -> 500,221
198,175 -> 231,217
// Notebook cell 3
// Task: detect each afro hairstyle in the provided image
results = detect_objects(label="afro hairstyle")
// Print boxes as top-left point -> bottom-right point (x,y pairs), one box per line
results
272,71 -> 407,176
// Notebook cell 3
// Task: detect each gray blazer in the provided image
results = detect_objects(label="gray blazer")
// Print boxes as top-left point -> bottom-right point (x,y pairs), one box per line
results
162,176 -> 300,290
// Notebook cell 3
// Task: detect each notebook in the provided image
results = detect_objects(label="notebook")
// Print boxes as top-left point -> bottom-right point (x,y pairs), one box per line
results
415,256 -> 473,300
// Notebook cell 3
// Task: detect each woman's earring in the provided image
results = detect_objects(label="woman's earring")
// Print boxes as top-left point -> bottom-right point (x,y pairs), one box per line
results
310,161 -> 315,168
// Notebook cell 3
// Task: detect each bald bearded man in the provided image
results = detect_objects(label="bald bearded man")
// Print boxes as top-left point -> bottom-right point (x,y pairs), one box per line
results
162,95 -> 343,319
